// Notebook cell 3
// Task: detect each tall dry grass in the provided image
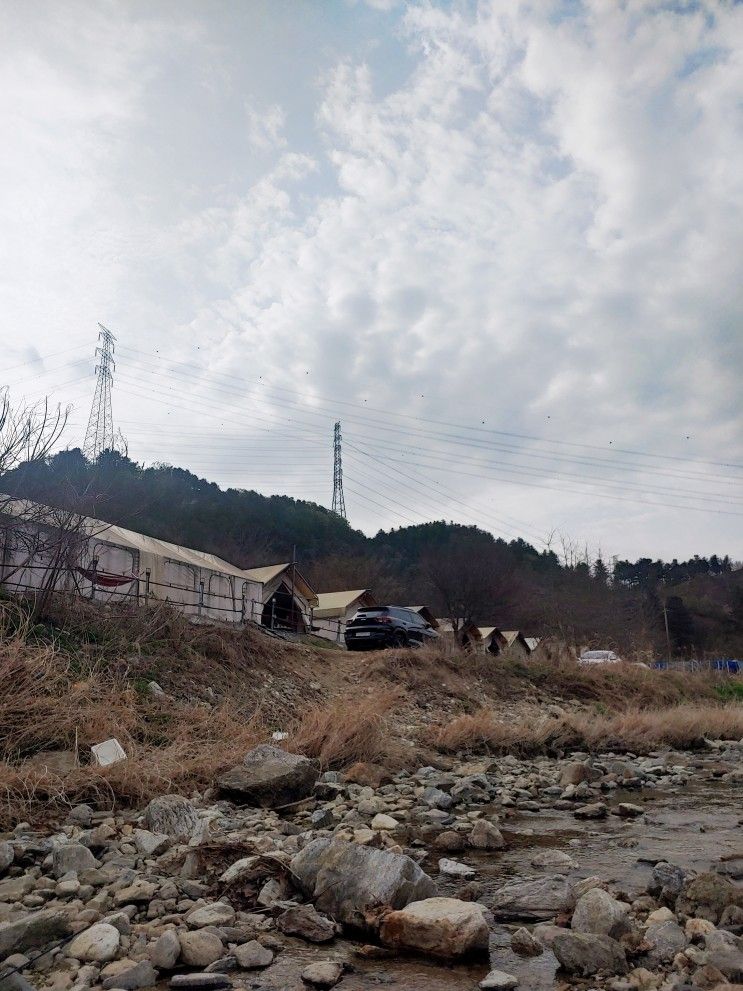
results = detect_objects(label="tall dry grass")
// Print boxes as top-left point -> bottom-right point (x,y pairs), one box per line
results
435,703 -> 743,756
288,689 -> 406,770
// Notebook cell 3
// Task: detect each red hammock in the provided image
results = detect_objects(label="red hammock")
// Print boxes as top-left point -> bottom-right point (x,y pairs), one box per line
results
76,567 -> 136,588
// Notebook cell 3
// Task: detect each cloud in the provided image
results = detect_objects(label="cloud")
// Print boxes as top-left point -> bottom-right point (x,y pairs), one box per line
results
245,103 -> 287,152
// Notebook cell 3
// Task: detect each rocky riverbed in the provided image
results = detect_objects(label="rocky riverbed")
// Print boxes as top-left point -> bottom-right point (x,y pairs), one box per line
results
1,741 -> 742,991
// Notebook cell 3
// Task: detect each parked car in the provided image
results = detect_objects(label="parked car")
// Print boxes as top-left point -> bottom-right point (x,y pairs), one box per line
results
579,649 -> 622,665
345,605 -> 439,651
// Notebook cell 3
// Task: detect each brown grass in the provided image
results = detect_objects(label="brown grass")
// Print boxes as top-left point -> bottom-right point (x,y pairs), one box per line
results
288,689 -> 406,770
434,702 -> 743,756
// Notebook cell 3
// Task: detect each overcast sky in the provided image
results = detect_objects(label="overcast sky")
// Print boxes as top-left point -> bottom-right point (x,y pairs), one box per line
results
1,0 -> 742,563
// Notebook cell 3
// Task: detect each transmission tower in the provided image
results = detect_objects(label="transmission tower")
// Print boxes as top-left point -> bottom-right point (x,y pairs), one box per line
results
83,324 -> 117,459
331,420 -> 347,519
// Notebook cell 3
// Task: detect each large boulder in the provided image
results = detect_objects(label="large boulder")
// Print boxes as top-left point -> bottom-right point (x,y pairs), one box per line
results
52,843 -> 99,878
291,837 -> 437,929
552,931 -> 628,976
143,795 -> 199,840
490,875 -> 576,920
0,910 -> 71,957
571,888 -> 630,937
380,897 -> 489,959
676,872 -> 743,923
217,745 -> 319,807
67,923 -> 121,963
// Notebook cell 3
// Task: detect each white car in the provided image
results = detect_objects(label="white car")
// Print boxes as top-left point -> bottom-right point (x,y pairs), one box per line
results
579,649 -> 621,665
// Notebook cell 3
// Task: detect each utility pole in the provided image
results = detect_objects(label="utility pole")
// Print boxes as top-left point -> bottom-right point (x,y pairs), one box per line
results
83,325 -> 118,459
331,420 -> 347,520
662,600 -> 672,663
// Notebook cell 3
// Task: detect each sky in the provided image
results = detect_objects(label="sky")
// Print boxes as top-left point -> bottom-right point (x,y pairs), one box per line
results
1,0 -> 742,564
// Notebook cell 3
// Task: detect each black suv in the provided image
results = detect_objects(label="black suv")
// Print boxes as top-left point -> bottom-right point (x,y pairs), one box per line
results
344,606 -> 439,651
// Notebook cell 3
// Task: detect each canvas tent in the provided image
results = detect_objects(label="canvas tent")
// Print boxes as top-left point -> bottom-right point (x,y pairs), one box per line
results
241,563 -> 318,632
313,589 -> 376,642
476,627 -> 531,658
436,617 -> 481,648
0,499 -> 262,623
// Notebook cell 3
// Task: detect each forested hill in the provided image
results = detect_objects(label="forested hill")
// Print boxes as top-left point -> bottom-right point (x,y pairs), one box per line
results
4,449 -> 742,656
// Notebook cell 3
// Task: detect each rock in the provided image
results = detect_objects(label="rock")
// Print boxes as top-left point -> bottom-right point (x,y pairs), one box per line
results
677,872 -> 742,922
552,931 -> 628,976
179,931 -> 225,968
0,876 -> 33,901
133,829 -> 170,857
644,920 -> 687,964
344,762 -> 394,788
560,762 -> 595,786
257,876 -> 291,907
114,879 -> 157,905
217,745 -> 318,807
490,875 -> 576,920
101,959 -> 158,990
0,841 -> 15,874
276,904 -> 337,943
0,910 -> 71,957
380,897 -> 489,958
371,814 -> 399,831
143,795 -> 198,840
615,803 -> 644,818
438,858 -> 476,879
468,820 -> 505,850
530,850 -> 578,870
573,802 -> 608,820
479,971 -> 519,990
233,940 -> 273,969
685,917 -> 716,941
185,903 -> 236,928
706,946 -> 743,982
651,862 -> 686,897
421,786 -> 453,811
511,927 -> 543,956
645,907 -> 675,925
219,856 -> 261,885
170,977 -> 232,990
67,923 -> 121,963
291,837 -> 437,930
572,888 -> 630,937
432,831 -> 466,853
69,804 -> 95,826
300,961 -> 343,988
150,930 -> 181,969
52,843 -> 99,878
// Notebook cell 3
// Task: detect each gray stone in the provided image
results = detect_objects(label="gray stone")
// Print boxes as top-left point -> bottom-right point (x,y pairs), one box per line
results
143,796 -> 198,840
573,802 -> 608,820
438,858 -> 475,879
380,897 -> 489,959
511,927 -> 543,956
552,931 -> 628,976
706,946 -> 743,982
0,841 -> 14,874
677,871 -> 741,922
530,850 -> 578,870
276,904 -> 337,943
571,888 -> 629,937
300,961 -> 343,988
421,787 -> 453,811
69,804 -> 95,827
133,829 -> 170,857
185,903 -> 236,928
491,875 -> 575,920
615,803 -> 644,818
644,920 -> 687,964
217,745 -> 318,807
179,931 -> 225,968
651,861 -> 685,896
67,923 -> 121,963
170,976 -> 232,990
291,837 -> 436,930
0,909 -> 71,957
233,940 -> 273,969
149,930 -> 181,969
0,876 -> 34,901
479,971 -> 519,990
101,959 -> 158,990
468,820 -> 505,851
52,842 -> 99,878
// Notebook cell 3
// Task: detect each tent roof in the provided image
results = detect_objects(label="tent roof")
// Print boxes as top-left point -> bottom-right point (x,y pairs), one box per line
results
241,563 -> 292,585
314,589 -> 373,619
241,562 -> 318,605
500,630 -> 521,646
477,626 -> 498,641
1,497 -> 251,582
524,637 -> 541,651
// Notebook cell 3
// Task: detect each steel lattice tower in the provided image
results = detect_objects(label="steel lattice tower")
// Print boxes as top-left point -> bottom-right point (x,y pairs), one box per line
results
331,420 -> 347,519
83,324 -> 117,459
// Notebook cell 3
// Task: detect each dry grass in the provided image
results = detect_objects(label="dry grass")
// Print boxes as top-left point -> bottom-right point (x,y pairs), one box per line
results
288,689 -> 406,770
434,702 -> 743,756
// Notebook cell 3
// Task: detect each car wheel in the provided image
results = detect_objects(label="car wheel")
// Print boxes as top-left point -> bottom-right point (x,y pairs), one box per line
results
391,631 -> 408,648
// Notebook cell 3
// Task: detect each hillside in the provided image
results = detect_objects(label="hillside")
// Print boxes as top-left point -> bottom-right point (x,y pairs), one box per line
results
3,448 -> 742,657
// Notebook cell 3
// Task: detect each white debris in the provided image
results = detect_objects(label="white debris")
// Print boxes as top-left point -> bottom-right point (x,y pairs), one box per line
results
271,730 -> 289,741
91,738 -> 127,767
